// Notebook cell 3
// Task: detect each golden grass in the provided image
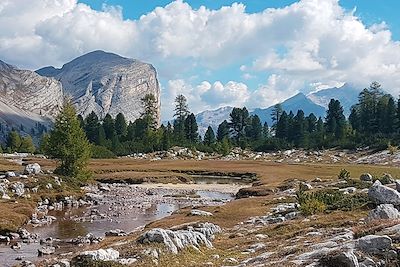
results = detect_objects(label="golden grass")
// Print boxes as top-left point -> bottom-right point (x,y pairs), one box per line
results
0,200 -> 35,233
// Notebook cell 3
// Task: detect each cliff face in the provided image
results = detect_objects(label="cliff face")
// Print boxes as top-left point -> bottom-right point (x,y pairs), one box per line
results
0,60 -> 63,134
37,50 -> 161,125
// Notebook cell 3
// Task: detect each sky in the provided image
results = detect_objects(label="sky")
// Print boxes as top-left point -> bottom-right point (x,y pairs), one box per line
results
1,0 -> 400,120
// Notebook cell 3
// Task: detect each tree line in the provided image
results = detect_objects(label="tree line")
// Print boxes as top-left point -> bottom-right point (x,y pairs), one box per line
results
2,81 -> 400,156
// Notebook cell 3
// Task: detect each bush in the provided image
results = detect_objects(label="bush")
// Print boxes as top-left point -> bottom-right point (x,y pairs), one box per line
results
388,142 -> 398,155
338,169 -> 350,180
91,145 -> 116,159
299,198 -> 326,216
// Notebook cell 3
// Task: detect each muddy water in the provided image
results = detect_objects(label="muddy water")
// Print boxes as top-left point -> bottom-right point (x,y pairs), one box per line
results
0,182 -> 242,267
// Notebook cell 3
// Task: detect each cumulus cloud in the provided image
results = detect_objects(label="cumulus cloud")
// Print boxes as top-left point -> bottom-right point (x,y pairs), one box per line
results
1,0 -> 400,119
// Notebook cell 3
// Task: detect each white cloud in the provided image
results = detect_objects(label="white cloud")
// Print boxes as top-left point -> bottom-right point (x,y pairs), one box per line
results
1,0 -> 400,119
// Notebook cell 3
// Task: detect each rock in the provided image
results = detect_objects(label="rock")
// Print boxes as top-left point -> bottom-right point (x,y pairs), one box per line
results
46,183 -> 53,189
105,229 -> 127,237
19,175 -> 28,179
52,259 -> 70,267
118,258 -> 137,265
38,246 -> 56,256
11,242 -> 22,249
11,182 -> 25,196
356,235 -> 392,254
138,222 -> 221,254
79,248 -> 120,261
0,235 -> 10,242
24,163 -> 41,175
18,228 -> 31,239
224,258 -> 239,264
300,182 -> 313,191
36,50 -> 161,126
367,204 -> 400,221
339,187 -> 357,194
285,211 -> 300,220
359,257 -> 376,267
6,171 -> 16,178
99,184 -> 111,192
368,180 -> 400,205
245,243 -> 266,253
360,173 -> 373,182
21,261 -> 36,267
190,209 -> 213,217
319,249 -> 359,267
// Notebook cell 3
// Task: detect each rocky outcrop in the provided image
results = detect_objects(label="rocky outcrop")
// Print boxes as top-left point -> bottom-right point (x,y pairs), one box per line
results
0,60 -> 62,136
368,180 -> 400,205
37,50 -> 161,125
138,222 -> 221,254
367,204 -> 400,221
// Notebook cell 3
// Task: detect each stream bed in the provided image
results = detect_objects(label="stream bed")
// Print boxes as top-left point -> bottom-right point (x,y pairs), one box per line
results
0,180 -> 246,267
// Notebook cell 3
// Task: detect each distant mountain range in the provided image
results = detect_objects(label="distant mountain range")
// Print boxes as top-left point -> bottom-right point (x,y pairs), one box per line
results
195,83 -> 361,136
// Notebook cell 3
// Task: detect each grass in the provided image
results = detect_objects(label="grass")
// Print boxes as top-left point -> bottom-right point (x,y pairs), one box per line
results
0,200 -> 35,234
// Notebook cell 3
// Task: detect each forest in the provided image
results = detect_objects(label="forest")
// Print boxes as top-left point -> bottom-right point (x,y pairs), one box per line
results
3,82 -> 400,157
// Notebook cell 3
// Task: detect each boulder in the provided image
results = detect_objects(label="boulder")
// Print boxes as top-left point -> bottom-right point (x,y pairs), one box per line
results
319,249 -> 359,267
38,246 -> 55,256
11,182 -> 25,197
5,171 -> 16,178
24,163 -> 41,175
360,173 -> 373,182
356,235 -> 392,254
189,210 -> 213,217
367,204 -> 400,221
368,180 -> 400,205
138,222 -> 221,254
105,229 -> 127,237
396,180 -> 400,192
79,248 -> 120,261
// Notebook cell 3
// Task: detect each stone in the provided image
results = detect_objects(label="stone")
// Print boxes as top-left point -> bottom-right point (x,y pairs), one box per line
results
190,209 -> 213,217
319,249 -> 359,267
0,235 -> 10,242
11,182 -> 25,196
79,248 -> 120,261
360,173 -> 373,182
21,261 -> 36,267
367,204 -> 400,221
356,235 -> 392,254
24,163 -> 41,175
138,222 -> 221,254
38,246 -> 56,256
118,258 -> 137,265
99,184 -> 111,192
11,242 -> 22,249
5,171 -> 16,178
359,257 -> 376,267
368,180 -> 400,205
105,229 -> 127,237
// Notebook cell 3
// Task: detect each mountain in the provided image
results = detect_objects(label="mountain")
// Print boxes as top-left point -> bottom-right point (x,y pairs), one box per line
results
252,93 -> 326,125
195,106 -> 234,136
0,60 -> 63,138
307,83 -> 360,116
36,50 -> 161,125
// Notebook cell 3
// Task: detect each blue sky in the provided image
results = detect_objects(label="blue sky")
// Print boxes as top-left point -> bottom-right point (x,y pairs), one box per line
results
1,0 -> 400,119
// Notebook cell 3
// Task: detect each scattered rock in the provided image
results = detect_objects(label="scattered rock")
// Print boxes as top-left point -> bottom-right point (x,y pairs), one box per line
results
24,163 -> 41,175
360,173 -> 373,182
105,229 -> 127,237
356,235 -> 392,254
38,246 -> 56,256
319,249 -> 359,267
6,171 -> 16,178
367,204 -> 400,221
190,209 -> 213,217
79,248 -> 120,261
138,222 -> 221,254
368,180 -> 400,205
11,182 -> 25,196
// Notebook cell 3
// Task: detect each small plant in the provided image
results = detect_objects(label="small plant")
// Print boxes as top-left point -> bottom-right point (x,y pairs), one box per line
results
338,169 -> 350,180
299,198 -> 326,216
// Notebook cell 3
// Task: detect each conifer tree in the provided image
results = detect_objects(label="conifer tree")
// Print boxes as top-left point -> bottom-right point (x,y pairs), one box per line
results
184,113 -> 199,143
84,111 -> 100,143
141,93 -> 159,130
217,120 -> 229,142
271,103 -> 283,129
103,114 -> 116,140
203,126 -> 216,146
115,113 -> 127,137
19,135 -> 35,153
45,101 -> 91,182
7,131 -> 21,152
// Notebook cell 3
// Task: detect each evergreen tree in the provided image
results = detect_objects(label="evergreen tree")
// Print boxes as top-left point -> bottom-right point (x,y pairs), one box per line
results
161,123 -> 173,150
229,107 -> 249,144
271,103 -> 283,129
173,94 -> 189,143
7,131 -> 21,152
84,111 -> 100,143
276,111 -> 289,140
349,106 -> 361,132
77,114 -> 84,128
262,122 -> 270,139
45,101 -> 92,181
384,96 -> 397,134
203,126 -> 216,146
184,113 -> 199,143
19,135 -> 35,153
217,120 -> 229,141
103,114 -> 116,140
307,113 -> 317,133
292,110 -> 306,147
141,93 -> 158,130
115,113 -> 127,137
325,99 -> 346,139
97,125 -> 107,146
246,115 -> 262,141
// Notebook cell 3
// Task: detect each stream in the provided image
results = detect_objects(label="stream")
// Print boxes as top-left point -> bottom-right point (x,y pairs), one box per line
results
0,179 -> 247,267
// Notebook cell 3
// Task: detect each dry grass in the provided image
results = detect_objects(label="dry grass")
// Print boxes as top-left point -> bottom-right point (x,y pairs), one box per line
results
0,200 -> 35,233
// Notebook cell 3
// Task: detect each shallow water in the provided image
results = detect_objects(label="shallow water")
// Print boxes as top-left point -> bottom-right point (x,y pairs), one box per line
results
0,183 -> 235,267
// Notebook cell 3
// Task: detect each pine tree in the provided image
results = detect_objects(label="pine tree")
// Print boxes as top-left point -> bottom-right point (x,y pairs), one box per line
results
307,113 -> 317,133
161,123 -> 173,150
45,101 -> 92,181
184,113 -> 199,143
141,93 -> 158,130
249,115 -> 262,141
292,110 -> 305,147
7,131 -> 21,152
229,107 -> 249,144
204,126 -> 216,146
173,94 -> 190,143
217,120 -> 229,141
103,114 -> 116,140
384,96 -> 397,134
84,111 -> 100,143
275,111 -> 289,140
19,135 -> 35,153
262,122 -> 270,139
271,103 -> 283,129
349,106 -> 361,132
325,99 -> 346,139
97,125 -> 107,146
77,114 -> 85,128
115,113 -> 127,137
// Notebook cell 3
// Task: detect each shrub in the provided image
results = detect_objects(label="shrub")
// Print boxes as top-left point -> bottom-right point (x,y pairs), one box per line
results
91,145 -> 116,159
338,169 -> 350,180
388,142 -> 398,155
299,198 -> 326,216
